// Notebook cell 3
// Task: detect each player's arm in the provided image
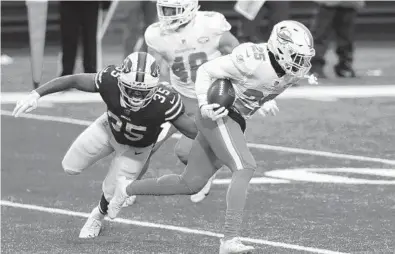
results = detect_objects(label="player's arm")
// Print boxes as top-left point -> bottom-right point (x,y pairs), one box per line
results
195,55 -> 236,108
12,73 -> 97,117
195,55 -> 238,121
171,113 -> 198,139
37,73 -> 97,96
164,93 -> 197,139
218,31 -> 240,55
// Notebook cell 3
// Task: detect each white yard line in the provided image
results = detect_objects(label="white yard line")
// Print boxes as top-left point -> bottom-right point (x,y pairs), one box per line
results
2,110 -> 395,166
1,85 -> 395,104
0,200 -> 348,254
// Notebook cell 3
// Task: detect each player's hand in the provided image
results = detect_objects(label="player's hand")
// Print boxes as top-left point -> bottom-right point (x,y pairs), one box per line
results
260,100 -> 279,117
12,91 -> 41,117
200,103 -> 229,121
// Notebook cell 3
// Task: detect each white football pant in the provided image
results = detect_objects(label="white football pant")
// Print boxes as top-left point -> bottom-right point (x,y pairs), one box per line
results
61,113 -> 153,200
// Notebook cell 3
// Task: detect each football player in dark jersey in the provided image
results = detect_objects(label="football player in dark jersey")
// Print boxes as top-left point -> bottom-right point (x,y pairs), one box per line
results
13,52 -> 197,238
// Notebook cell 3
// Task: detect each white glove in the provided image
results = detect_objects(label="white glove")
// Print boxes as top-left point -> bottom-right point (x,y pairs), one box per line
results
200,103 -> 229,121
12,91 -> 41,117
259,100 -> 279,117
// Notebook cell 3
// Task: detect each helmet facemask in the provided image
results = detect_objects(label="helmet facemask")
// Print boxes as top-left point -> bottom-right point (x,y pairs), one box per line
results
277,46 -> 314,78
118,79 -> 158,111
156,0 -> 199,31
117,52 -> 160,111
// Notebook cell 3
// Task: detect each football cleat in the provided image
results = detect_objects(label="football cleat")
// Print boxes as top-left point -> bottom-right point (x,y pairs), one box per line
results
122,195 -> 137,207
190,174 -> 215,203
79,208 -> 103,238
219,238 -> 254,254
108,176 -> 132,219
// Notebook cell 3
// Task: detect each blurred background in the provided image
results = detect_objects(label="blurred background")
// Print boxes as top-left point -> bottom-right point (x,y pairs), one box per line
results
1,0 -> 395,88
2,2 -> 395,253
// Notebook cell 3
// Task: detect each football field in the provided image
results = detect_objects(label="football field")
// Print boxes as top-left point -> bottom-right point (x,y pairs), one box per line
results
1,43 -> 395,253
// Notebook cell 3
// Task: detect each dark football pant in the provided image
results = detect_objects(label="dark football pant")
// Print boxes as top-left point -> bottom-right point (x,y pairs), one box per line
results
60,1 -> 99,75
310,4 -> 357,68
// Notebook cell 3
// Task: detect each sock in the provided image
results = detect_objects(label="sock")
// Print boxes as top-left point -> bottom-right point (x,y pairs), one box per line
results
223,209 -> 244,241
223,169 -> 254,240
98,193 -> 109,217
126,174 -> 194,196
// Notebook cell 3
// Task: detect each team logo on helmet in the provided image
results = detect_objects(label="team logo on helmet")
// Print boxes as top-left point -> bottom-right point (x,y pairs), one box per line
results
150,61 -> 160,78
277,28 -> 293,44
121,57 -> 133,73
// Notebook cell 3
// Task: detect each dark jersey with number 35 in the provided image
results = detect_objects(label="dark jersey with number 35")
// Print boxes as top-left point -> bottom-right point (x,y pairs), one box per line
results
94,65 -> 185,147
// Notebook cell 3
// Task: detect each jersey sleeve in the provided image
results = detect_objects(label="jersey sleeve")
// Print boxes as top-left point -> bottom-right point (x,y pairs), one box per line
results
195,55 -> 238,107
207,11 -> 231,35
230,43 -> 264,75
144,23 -> 163,53
94,65 -> 118,90
164,92 -> 185,122
95,65 -> 120,105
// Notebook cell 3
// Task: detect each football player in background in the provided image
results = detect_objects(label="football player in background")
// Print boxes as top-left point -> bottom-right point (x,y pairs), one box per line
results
143,0 -> 240,203
12,52 -> 197,239
108,20 -> 315,253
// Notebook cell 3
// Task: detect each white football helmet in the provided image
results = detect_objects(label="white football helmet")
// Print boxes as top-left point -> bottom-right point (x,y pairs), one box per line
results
267,20 -> 315,78
118,52 -> 160,111
156,0 -> 199,31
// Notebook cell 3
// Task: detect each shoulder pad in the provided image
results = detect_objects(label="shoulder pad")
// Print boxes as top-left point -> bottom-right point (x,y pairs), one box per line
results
144,22 -> 163,52
95,65 -> 119,90
198,11 -> 231,35
231,43 -> 267,74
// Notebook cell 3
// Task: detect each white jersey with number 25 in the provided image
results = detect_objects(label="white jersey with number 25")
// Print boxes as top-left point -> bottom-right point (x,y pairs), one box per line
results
196,42 -> 301,119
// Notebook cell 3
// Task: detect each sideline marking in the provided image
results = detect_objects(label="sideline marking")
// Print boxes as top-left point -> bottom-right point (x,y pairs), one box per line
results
265,168 -> 395,185
2,85 -> 395,104
2,110 -> 395,166
0,200 -> 348,254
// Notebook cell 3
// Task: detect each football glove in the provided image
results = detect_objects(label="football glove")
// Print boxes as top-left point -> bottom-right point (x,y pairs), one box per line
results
200,103 -> 229,121
12,91 -> 41,117
259,99 -> 279,117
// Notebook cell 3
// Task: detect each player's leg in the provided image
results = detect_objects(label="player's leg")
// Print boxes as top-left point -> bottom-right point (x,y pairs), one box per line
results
80,1 -> 99,73
310,4 -> 336,78
62,113 -> 114,175
107,132 -> 218,219
102,141 -> 153,202
173,94 -> 198,164
196,112 -> 255,252
59,1 -> 79,76
333,6 -> 357,77
62,114 -> 115,238
173,94 -> 220,203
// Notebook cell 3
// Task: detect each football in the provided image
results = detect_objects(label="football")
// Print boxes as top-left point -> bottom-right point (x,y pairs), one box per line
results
207,79 -> 235,109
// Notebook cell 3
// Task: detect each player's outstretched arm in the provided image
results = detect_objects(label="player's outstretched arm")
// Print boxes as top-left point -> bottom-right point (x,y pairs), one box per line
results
12,73 -> 97,117
171,113 -> 198,140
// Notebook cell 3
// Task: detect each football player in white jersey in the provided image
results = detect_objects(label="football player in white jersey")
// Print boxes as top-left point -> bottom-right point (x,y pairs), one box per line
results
107,20 -> 315,253
143,0 -> 240,203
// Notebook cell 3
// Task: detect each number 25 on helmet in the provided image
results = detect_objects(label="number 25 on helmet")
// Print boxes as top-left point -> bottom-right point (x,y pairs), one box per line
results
117,52 -> 161,111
